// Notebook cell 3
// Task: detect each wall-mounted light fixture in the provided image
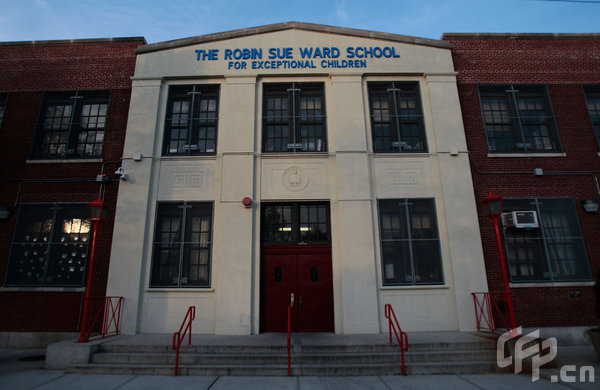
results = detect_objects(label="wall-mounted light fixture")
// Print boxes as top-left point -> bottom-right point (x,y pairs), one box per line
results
581,198 -> 599,213
0,206 -> 11,219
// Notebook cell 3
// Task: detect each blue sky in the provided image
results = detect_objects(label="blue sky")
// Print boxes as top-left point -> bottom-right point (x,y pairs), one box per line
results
0,0 -> 598,43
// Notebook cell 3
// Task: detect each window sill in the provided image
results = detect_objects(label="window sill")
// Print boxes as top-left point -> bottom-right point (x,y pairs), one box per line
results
1,286 -> 85,292
260,152 -> 330,158
160,155 -> 218,161
27,158 -> 103,164
372,153 -> 431,158
380,285 -> 449,291
487,153 -> 566,158
510,281 -> 595,288
146,288 -> 215,292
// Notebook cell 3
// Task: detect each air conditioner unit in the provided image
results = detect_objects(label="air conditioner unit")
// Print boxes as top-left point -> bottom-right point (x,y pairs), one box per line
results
501,211 -> 539,229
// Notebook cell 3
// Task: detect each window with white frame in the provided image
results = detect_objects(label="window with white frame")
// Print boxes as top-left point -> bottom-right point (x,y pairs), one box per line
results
584,85 -> 600,149
378,199 -> 443,285
150,202 -> 213,288
31,90 -> 110,159
163,84 -> 219,156
0,93 -> 7,131
502,198 -> 592,282
479,84 -> 561,153
262,82 -> 327,153
4,203 -> 91,287
368,82 -> 427,153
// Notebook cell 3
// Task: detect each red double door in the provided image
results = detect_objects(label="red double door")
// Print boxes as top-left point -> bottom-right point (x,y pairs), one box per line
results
261,245 -> 334,332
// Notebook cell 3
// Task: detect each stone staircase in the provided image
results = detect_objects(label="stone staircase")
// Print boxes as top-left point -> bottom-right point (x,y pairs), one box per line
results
66,332 -> 505,376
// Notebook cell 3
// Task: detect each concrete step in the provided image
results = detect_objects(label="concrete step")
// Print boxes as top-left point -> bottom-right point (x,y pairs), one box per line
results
68,360 -> 502,376
90,349 -> 495,366
98,340 -> 495,354
67,333 -> 502,376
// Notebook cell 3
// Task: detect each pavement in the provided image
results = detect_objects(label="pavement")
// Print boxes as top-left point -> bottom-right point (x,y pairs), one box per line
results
0,336 -> 598,390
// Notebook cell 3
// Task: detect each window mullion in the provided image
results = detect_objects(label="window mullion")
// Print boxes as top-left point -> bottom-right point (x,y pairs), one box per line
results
404,201 -> 416,284
66,92 -> 83,157
40,204 -> 58,287
388,84 -> 403,149
177,203 -> 189,287
506,85 -> 527,149
287,84 -> 301,152
187,87 -> 201,155
536,200 -> 558,282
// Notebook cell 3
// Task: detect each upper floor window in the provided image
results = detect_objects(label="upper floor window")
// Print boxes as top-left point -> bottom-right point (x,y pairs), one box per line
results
31,90 -> 110,159
0,93 -> 7,131
378,199 -> 443,286
5,203 -> 91,287
262,83 -> 327,153
163,85 -> 219,156
502,198 -> 591,283
368,82 -> 427,153
584,85 -> 600,149
479,85 -> 561,153
150,202 -> 213,288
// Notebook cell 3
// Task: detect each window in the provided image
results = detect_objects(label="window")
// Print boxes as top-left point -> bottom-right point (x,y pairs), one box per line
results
5,204 -> 91,287
479,85 -> 561,153
262,83 -> 326,153
163,85 -> 219,156
502,198 -> 591,282
584,85 -> 600,149
378,199 -> 443,285
368,82 -> 427,153
0,93 -> 7,130
31,90 -> 110,159
150,202 -> 213,288
262,202 -> 330,244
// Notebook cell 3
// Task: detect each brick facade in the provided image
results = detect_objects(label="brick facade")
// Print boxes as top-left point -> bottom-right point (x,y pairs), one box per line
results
443,34 -> 600,327
0,38 -> 145,331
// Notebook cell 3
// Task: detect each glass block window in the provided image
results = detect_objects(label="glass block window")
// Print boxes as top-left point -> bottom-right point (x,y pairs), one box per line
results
150,202 -> 213,288
502,198 -> 592,282
4,204 -> 91,287
31,90 -> 110,159
261,202 -> 330,244
0,93 -> 7,131
479,85 -> 561,153
368,82 -> 427,153
262,83 -> 327,153
584,85 -> 600,149
163,85 -> 219,156
378,199 -> 443,285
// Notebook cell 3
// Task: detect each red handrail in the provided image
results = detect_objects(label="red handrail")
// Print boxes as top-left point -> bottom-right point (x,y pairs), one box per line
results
172,306 -> 195,376
384,303 -> 408,376
287,305 -> 291,376
79,296 -> 123,342
472,292 -> 510,333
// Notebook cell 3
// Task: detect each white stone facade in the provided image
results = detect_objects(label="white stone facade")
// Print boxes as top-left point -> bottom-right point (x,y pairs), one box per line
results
106,22 -> 488,335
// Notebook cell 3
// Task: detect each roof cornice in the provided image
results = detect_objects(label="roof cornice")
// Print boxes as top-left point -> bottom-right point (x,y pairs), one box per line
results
442,32 -> 600,39
0,37 -> 147,47
137,21 -> 451,54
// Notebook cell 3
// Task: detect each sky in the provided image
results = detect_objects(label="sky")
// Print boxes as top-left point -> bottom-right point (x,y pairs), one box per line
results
0,0 -> 598,44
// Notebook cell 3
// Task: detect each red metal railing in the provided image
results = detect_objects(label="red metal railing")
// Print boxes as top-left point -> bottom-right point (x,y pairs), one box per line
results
172,306 -> 195,376
472,292 -> 511,333
287,305 -> 291,376
79,296 -> 123,342
384,303 -> 408,376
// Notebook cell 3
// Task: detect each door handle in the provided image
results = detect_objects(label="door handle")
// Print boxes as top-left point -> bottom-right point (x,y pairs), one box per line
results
290,293 -> 294,308
299,294 -> 303,307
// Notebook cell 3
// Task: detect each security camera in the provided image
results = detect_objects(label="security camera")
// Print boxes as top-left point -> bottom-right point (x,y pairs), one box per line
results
114,167 -> 128,181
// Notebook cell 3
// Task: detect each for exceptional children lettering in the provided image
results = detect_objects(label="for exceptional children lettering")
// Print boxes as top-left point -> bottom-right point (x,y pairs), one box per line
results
194,46 -> 400,70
